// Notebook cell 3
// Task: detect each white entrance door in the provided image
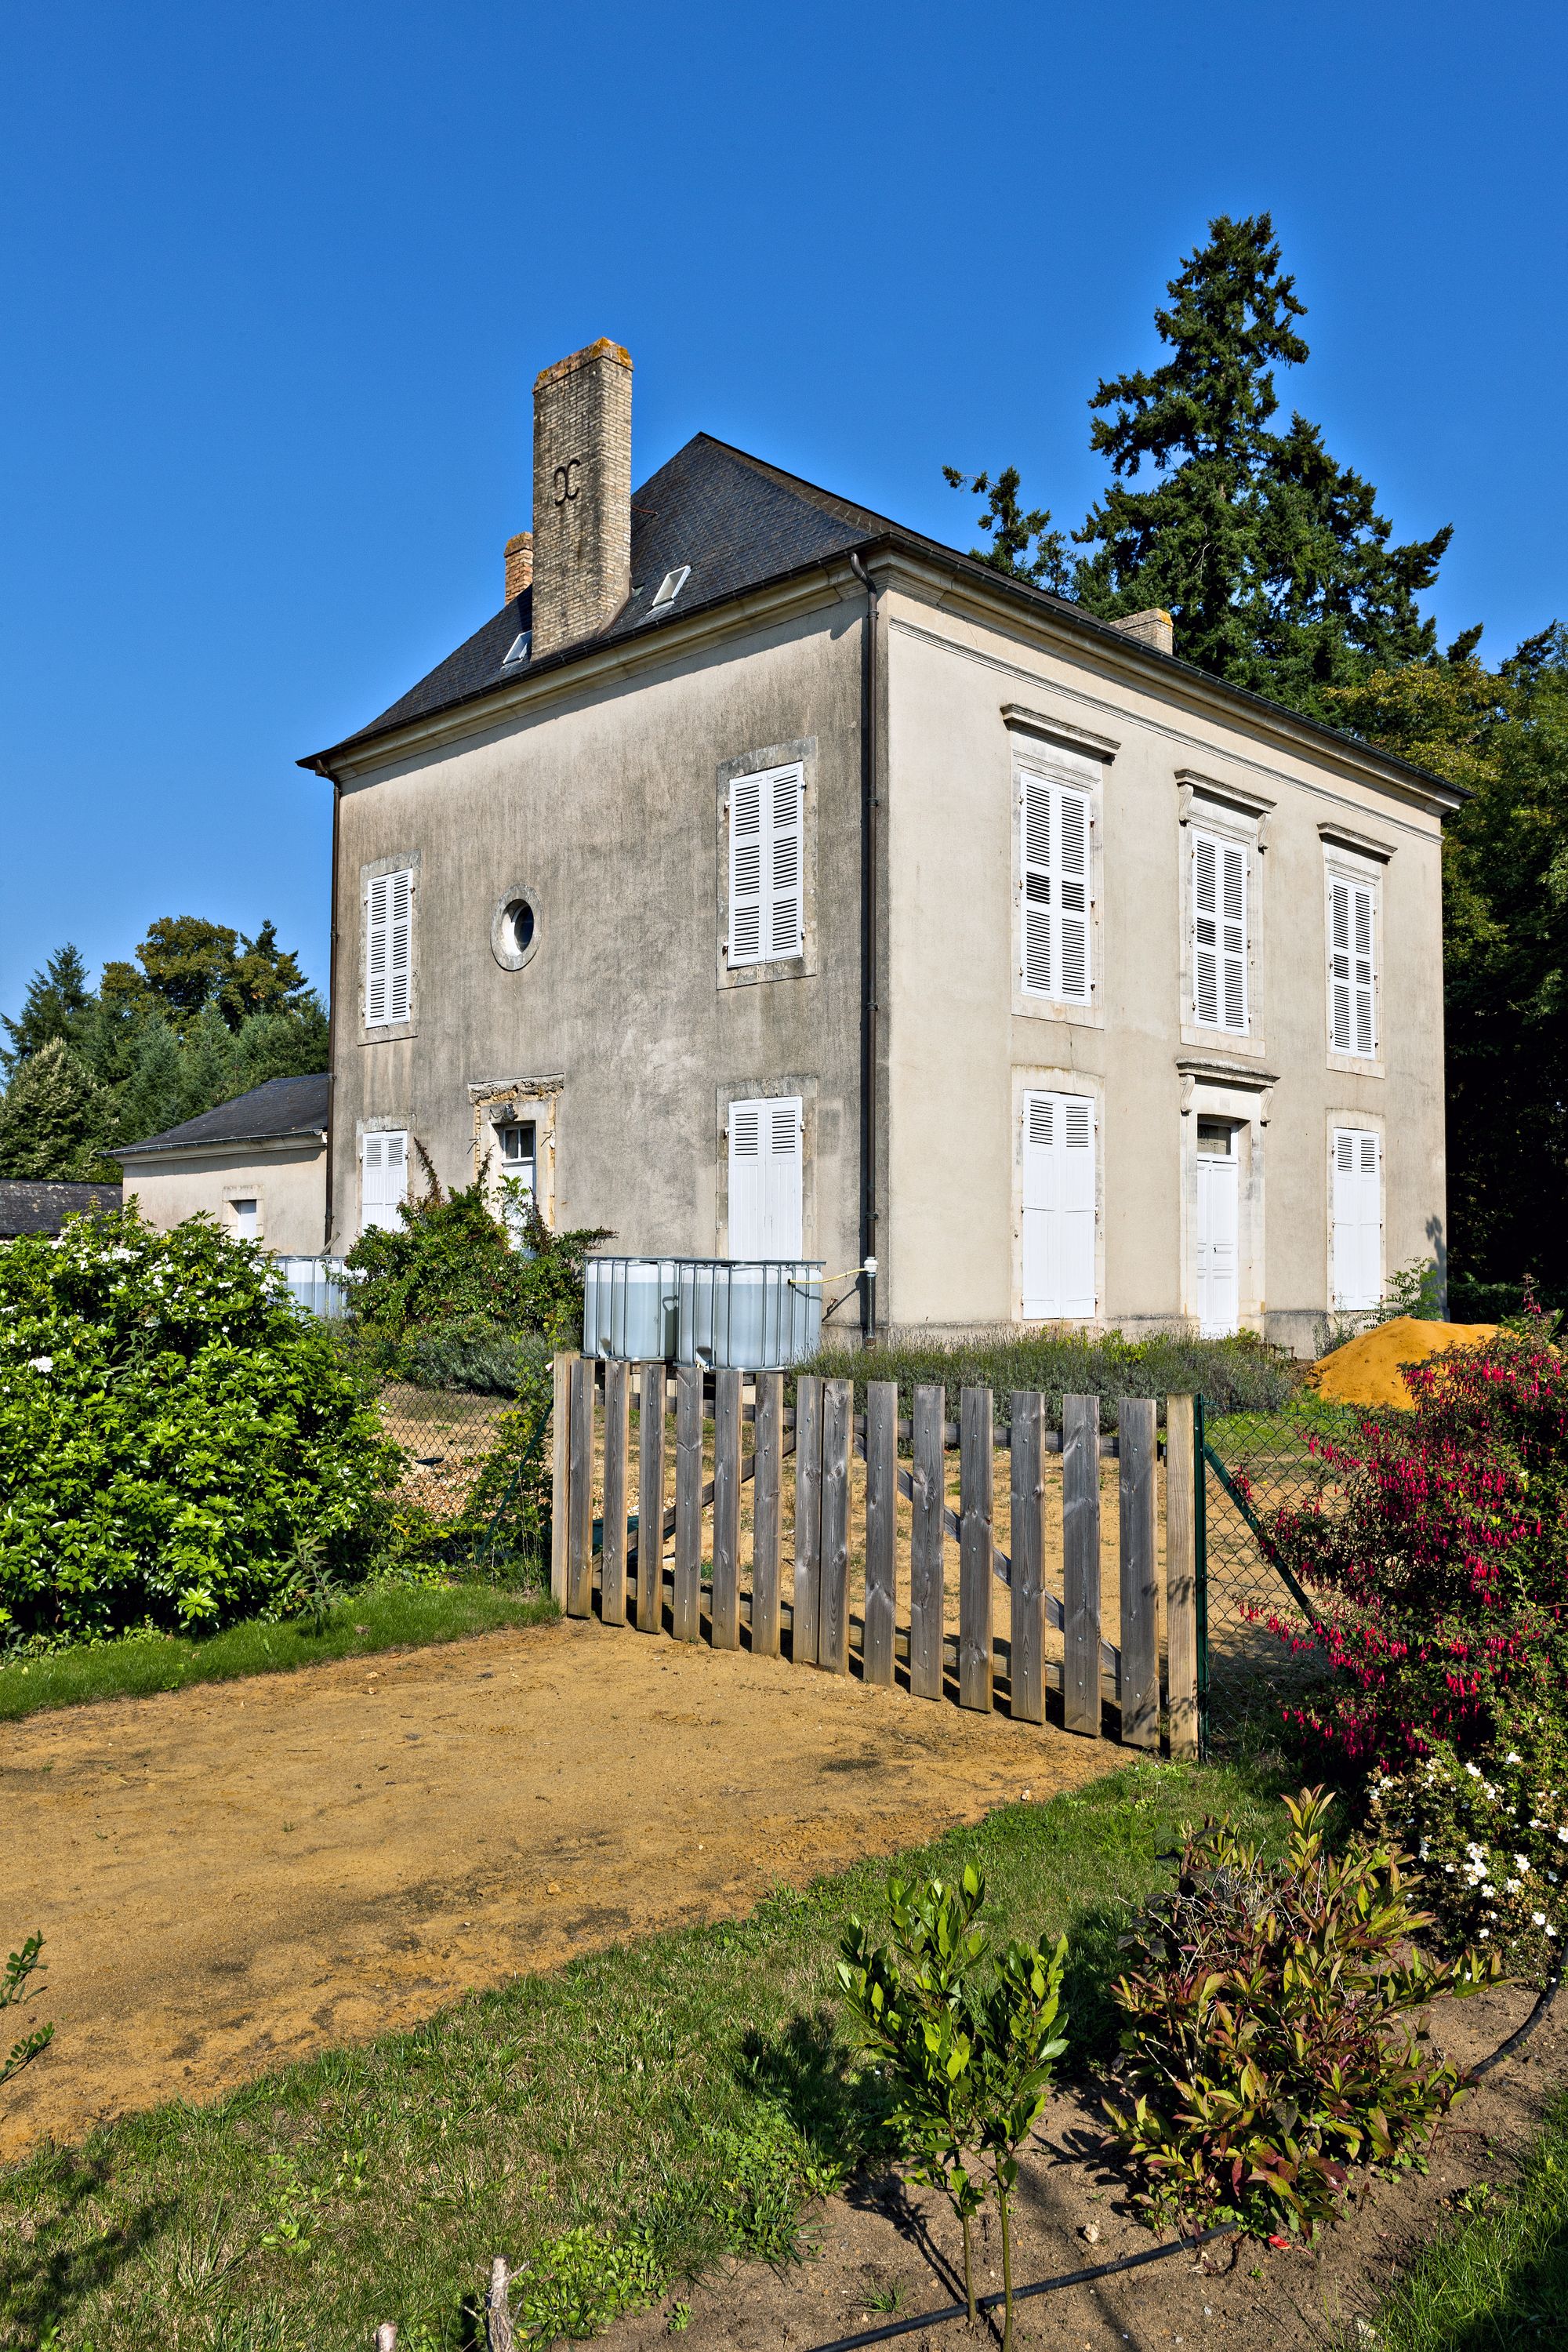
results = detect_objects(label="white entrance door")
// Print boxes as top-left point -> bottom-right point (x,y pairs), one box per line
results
361,1131 -> 408,1235
1021,1092 -> 1096,1319
728,1096 -> 804,1257
1195,1121 -> 1240,1338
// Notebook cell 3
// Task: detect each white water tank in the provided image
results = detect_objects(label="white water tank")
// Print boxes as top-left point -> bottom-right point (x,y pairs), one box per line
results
583,1255 -> 824,1370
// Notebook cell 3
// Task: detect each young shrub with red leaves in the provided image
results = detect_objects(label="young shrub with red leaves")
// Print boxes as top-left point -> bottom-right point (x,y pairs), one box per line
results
1105,1791 -> 1497,2240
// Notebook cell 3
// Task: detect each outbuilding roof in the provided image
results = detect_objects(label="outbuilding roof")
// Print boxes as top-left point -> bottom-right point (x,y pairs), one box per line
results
115,1073 -> 329,1160
300,431 -> 1460,804
0,1180 -> 122,1238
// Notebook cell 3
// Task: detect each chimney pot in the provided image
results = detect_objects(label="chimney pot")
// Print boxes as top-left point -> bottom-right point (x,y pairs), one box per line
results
504,531 -> 533,602
1110,608 -> 1174,657
530,338 -> 633,659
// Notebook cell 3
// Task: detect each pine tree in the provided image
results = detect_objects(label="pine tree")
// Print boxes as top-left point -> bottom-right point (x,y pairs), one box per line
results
0,1040 -> 117,1181
949,214 -> 1453,717
111,1016 -> 187,1149
940,466 -> 1071,593
1,944 -> 94,1074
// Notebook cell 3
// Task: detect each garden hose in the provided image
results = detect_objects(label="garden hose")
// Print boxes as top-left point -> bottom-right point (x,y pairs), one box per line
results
1468,1967 -> 1563,2078
803,2223 -> 1240,2352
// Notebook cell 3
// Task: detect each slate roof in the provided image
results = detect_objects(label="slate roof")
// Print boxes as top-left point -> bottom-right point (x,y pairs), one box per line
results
300,430 -> 1461,804
0,1180 -> 122,1238
116,1073 -> 330,1159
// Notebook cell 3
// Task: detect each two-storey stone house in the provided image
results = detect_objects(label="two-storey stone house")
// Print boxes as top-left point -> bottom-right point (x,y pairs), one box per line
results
301,339 -> 1457,1354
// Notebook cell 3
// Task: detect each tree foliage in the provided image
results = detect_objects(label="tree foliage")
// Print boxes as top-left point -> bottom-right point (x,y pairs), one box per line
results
0,917 -> 328,1183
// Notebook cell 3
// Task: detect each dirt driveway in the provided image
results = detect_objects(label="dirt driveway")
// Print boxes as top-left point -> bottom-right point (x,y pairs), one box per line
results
3,1614 -> 1117,2155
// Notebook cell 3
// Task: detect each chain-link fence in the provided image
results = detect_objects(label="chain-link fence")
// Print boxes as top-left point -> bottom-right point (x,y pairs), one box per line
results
1196,1393 -> 1354,1755
366,1371 -> 553,1582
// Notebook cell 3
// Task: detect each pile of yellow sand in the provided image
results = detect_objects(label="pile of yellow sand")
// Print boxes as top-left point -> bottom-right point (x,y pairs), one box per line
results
1307,1315 -> 1498,1410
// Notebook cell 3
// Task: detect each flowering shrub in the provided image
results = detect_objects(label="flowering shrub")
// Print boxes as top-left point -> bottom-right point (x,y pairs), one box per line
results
0,1208 -> 400,1648
1261,1326 -> 1568,1772
1105,1790 -> 1497,2239
1369,1729 -> 1568,1980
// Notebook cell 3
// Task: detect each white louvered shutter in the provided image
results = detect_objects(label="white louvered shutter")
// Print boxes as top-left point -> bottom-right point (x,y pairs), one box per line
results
1021,1091 -> 1096,1319
361,1131 -> 408,1236
1192,832 -> 1247,1033
1019,770 -> 1092,1004
728,764 -> 804,966
1331,1129 -> 1382,1308
366,868 -> 413,1026
728,1096 -> 803,1256
1328,877 -> 1377,1056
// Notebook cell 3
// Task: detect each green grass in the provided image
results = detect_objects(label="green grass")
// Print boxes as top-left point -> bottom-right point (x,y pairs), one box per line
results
0,1582 -> 557,1725
1363,2089 -> 1568,2350
0,1758 -> 1289,2352
797,1327 -> 1301,1426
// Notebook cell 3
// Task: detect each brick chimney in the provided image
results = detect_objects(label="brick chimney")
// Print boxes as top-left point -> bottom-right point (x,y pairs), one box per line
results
529,338 -> 633,659
1110,608 -> 1174,656
504,531 -> 533,602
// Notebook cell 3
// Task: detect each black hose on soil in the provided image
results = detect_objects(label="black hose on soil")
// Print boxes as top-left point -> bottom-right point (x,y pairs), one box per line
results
804,2223 -> 1240,2352
1468,1968 -> 1563,2079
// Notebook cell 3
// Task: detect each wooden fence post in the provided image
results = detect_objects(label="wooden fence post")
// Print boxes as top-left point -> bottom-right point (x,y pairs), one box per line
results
635,1362 -> 666,1632
793,1375 -> 823,1664
711,1367 -> 742,1650
752,1371 -> 783,1657
958,1385 -> 993,1711
1119,1397 -> 1160,1749
1165,1394 -> 1199,1759
1062,1393 -> 1102,1737
601,1360 -> 630,1627
485,2255 -> 515,2352
863,1380 -> 898,1687
1010,1390 -> 1046,1724
673,1365 -> 704,1642
567,1356 -> 594,1618
550,1351 -> 572,1607
909,1385 -> 946,1700
818,1378 -> 852,1673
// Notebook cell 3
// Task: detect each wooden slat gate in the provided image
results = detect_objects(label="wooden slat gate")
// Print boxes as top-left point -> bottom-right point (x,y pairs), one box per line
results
551,1356 -> 1201,1751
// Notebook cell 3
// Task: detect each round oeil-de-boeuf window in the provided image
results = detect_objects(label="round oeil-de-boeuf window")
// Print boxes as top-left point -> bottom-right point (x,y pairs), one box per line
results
491,891 -> 539,971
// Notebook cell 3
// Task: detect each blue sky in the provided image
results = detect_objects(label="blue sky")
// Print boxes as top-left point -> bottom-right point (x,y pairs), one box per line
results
3,0 -> 1563,1015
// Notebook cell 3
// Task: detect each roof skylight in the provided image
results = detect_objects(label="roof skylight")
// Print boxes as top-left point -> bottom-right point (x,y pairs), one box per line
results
502,632 -> 532,666
649,565 -> 691,612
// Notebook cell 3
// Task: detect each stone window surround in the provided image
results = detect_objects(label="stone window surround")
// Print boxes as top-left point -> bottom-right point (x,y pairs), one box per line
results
1176,771 -> 1273,1062
1003,706 -> 1113,1034
470,1074 -> 563,1229
220,1183 -> 267,1241
713,736 -> 818,993
358,848 -> 422,1044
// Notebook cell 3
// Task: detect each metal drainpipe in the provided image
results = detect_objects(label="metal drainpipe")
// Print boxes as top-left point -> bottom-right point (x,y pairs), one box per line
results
848,549 -> 880,1346
320,765 -> 342,1257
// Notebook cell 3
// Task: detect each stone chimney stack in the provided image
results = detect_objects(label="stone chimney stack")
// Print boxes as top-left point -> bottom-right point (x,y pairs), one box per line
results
1110,608 -> 1174,656
529,338 -> 633,659
504,531 -> 533,602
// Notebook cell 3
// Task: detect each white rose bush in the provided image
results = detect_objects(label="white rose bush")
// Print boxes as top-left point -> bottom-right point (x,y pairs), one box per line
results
0,1208 -> 400,1651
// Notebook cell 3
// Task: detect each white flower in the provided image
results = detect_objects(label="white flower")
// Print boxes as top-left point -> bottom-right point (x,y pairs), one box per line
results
1507,1751 -> 1523,1765
1533,1912 -> 1548,1927
1506,1879 -> 1521,1893
1558,1828 -> 1568,1844
1466,1763 -> 1483,1779
1549,1926 -> 1559,1938
1479,1928 -> 1491,1938
1515,1855 -> 1531,1872
27,1356 -> 53,1373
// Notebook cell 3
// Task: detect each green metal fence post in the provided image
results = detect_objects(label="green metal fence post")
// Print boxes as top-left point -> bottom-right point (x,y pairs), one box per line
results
1194,1392 -> 1210,1762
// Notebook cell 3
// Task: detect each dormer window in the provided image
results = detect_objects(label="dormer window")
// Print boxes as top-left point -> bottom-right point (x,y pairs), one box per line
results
649,565 -> 691,612
502,632 -> 531,666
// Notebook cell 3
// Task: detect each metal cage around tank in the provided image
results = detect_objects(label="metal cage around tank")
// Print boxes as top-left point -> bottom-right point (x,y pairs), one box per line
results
582,1254 -> 824,1371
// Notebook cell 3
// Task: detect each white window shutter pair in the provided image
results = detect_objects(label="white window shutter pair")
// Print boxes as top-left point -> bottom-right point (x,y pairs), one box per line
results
1019,771 -> 1091,1003
1021,1091 -> 1096,1318
361,1131 -> 408,1235
1331,1128 -> 1382,1308
1329,877 -> 1377,1056
728,1095 -> 804,1257
366,869 -> 413,1025
728,764 -> 804,966
1192,831 -> 1248,1033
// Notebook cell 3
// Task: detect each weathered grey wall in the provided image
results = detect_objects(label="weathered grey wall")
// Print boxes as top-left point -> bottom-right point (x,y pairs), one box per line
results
880,577 -> 1447,1351
122,1143 -> 325,1254
329,593 -> 866,1276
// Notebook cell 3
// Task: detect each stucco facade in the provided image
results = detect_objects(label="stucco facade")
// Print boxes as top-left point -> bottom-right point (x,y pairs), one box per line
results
121,1142 -> 326,1256
318,551 -> 1452,1354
